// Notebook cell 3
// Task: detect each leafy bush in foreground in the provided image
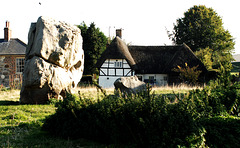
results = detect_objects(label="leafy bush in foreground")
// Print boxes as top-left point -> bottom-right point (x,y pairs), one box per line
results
185,66 -> 240,118
200,116 -> 240,148
43,92 -> 206,147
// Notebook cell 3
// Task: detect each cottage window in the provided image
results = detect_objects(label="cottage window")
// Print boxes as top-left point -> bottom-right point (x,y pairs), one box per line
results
114,61 -> 122,68
16,58 -> 24,73
149,76 -> 154,80
147,76 -> 155,85
164,76 -> 168,81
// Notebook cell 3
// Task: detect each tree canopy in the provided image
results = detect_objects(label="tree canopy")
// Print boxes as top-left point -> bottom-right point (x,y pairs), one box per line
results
77,22 -> 107,75
170,5 -> 235,71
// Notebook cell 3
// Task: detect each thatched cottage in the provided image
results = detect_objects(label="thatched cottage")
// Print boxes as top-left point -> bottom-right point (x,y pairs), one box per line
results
97,31 -> 208,88
0,21 -> 26,87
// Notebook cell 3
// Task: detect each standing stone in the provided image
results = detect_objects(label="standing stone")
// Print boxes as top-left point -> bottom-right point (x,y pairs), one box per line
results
114,76 -> 147,94
20,16 -> 84,104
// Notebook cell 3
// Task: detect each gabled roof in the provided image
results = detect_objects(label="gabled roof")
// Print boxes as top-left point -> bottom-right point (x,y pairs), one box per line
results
0,38 -> 26,55
96,36 -> 136,68
129,44 -> 207,74
97,37 -> 207,74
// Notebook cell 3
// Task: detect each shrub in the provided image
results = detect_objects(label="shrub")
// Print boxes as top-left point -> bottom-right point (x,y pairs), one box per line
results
200,116 -> 240,147
42,91 -> 206,147
172,63 -> 202,84
185,65 -> 240,117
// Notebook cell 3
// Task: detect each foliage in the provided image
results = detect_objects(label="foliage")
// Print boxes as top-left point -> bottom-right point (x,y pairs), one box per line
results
195,47 -> 213,70
43,91 -> 206,147
200,116 -> 240,148
173,63 -> 202,84
77,22 -> 108,75
0,84 -> 8,91
9,74 -> 23,90
169,5 -> 235,71
185,65 -> 240,118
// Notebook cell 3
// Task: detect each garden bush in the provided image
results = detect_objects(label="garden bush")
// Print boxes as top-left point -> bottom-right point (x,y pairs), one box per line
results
186,68 -> 240,117
43,67 -> 240,147
200,116 -> 240,147
43,91 -> 206,147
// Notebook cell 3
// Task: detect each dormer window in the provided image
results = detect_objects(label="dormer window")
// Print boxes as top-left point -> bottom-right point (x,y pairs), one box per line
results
114,60 -> 122,68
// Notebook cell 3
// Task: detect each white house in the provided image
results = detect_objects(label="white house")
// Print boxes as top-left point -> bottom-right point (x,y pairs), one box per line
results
96,31 -> 208,88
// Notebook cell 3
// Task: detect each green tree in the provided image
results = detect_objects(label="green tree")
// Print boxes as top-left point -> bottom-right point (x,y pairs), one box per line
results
169,5 -> 235,71
195,47 -> 213,70
77,22 -> 107,75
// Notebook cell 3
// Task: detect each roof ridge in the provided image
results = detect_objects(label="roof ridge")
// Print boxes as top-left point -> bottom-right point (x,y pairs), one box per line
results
96,36 -> 136,69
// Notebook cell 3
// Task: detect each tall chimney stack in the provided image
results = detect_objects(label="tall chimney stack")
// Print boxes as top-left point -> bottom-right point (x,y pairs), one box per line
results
4,21 -> 12,41
116,29 -> 122,38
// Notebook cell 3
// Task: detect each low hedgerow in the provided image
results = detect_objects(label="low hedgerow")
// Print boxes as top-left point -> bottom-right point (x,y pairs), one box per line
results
42,91 -> 206,147
199,116 -> 240,147
42,88 -> 240,147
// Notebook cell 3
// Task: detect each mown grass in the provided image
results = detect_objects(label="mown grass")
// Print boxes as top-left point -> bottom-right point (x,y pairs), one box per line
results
0,85 -> 199,147
0,89 -> 108,147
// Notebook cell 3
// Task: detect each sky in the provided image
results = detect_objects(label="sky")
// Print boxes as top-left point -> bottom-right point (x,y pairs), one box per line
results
1,0 -> 239,54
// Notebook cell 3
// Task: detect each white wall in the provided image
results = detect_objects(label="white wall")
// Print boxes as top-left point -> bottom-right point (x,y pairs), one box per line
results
99,74 -> 168,88
155,74 -> 168,86
99,76 -> 120,88
99,59 -> 134,88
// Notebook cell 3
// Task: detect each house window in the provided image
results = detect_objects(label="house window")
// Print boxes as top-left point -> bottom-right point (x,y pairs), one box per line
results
16,58 -> 24,73
114,60 -> 122,68
164,76 -> 168,81
148,76 -> 155,85
149,76 -> 154,80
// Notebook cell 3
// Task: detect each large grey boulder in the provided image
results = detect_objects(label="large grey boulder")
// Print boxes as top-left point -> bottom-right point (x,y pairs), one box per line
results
114,76 -> 146,94
20,16 -> 84,104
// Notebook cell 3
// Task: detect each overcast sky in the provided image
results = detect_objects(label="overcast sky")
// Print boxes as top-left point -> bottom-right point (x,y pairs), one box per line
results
1,0 -> 239,54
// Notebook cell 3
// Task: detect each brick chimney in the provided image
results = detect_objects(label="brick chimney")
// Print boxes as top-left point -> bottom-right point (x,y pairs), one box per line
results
116,29 -> 122,38
4,21 -> 12,41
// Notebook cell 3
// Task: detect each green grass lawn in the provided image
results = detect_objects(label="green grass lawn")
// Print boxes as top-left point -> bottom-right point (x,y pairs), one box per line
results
0,86 -> 199,147
0,89 -> 108,147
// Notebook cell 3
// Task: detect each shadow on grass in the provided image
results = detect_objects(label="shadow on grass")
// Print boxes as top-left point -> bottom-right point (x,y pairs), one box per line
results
0,121 -> 107,148
0,101 -> 20,105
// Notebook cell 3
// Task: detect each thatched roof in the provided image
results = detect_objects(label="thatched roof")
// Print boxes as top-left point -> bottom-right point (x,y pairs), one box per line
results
96,36 -> 136,68
128,44 -> 207,74
97,37 -> 207,74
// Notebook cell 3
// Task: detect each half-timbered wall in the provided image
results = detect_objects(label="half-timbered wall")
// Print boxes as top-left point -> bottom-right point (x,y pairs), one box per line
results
100,59 -> 133,76
99,59 -> 134,88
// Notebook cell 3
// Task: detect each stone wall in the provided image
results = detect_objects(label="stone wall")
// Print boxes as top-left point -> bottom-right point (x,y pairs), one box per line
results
0,55 -> 24,88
